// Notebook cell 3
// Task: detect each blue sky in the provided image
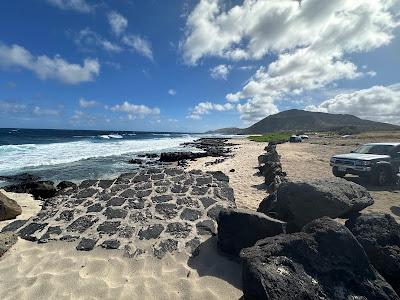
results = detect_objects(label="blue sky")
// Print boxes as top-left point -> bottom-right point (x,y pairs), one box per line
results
0,0 -> 399,132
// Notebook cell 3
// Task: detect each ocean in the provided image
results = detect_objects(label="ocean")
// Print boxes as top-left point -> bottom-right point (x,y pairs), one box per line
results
0,128 -> 204,186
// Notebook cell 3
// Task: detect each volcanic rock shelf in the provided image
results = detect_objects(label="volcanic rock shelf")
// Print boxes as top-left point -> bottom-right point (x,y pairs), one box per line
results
2,168 -> 235,259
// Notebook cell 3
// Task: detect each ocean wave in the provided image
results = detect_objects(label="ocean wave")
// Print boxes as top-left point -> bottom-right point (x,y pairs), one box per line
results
0,136 -> 196,173
99,134 -> 123,139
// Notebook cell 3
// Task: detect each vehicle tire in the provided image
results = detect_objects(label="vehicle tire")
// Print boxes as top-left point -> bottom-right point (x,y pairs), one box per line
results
370,167 -> 392,186
332,167 -> 346,178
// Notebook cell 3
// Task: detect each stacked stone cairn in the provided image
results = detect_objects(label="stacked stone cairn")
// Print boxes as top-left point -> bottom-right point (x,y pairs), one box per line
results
257,142 -> 287,193
217,142 -> 400,299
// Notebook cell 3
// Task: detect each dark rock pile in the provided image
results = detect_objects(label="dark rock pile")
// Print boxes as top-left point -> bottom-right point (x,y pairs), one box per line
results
258,177 -> 374,232
240,217 -> 398,300
346,213 -> 400,295
257,142 -> 287,193
0,192 -> 22,221
214,142 -> 399,299
2,167 -> 235,259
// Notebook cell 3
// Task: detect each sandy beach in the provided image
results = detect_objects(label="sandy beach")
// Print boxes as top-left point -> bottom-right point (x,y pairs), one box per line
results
1,137 -> 399,299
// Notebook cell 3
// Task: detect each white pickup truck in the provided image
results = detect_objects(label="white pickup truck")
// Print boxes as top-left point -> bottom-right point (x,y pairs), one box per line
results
330,143 -> 400,186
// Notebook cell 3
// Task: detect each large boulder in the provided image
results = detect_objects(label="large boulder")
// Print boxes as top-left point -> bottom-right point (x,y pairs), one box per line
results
4,181 -> 57,199
0,231 -> 18,257
346,213 -> 400,295
258,178 -> 374,231
240,217 -> 399,300
159,152 -> 208,162
217,208 -> 286,257
0,192 -> 22,221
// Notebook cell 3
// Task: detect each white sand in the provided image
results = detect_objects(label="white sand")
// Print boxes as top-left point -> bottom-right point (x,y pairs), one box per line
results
0,237 -> 242,300
187,139 -> 266,210
0,190 -> 42,231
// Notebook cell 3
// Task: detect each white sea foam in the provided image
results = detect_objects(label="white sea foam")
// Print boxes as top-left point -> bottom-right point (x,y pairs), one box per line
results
0,136 -> 196,174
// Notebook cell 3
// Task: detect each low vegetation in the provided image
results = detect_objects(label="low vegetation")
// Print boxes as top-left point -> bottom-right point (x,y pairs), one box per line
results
248,132 -> 292,143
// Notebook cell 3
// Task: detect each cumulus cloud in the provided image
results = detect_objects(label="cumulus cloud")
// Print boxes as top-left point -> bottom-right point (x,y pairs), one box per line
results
79,97 -> 98,108
210,64 -> 231,80
188,101 -> 234,120
110,101 -> 160,118
0,100 -> 61,117
0,43 -> 100,84
46,0 -> 92,13
75,28 -> 122,53
168,89 -> 177,96
182,0 -> 399,123
108,11 -> 128,36
122,35 -> 153,60
306,83 -> 400,124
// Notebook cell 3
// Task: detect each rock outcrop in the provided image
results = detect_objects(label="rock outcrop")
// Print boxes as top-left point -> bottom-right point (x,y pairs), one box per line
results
4,181 -> 57,199
4,168 -> 235,258
240,217 -> 399,300
0,192 -> 22,221
346,213 -> 400,295
258,178 -> 374,231
0,232 -> 18,257
217,208 -> 286,257
257,142 -> 287,193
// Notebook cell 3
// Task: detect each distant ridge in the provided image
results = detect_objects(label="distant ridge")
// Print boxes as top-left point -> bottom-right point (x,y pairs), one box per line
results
206,109 -> 400,134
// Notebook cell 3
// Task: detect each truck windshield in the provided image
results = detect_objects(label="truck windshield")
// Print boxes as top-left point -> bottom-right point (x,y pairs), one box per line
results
353,145 -> 394,155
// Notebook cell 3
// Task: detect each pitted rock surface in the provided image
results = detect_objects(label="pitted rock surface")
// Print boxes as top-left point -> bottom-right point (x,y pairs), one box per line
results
9,168 -> 235,258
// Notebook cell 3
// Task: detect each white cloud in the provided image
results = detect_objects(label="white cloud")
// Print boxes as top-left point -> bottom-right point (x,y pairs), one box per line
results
32,106 -> 60,116
0,100 -> 61,117
0,101 -> 27,114
75,28 -> 122,53
210,64 -> 231,80
122,35 -> 153,60
110,101 -> 160,118
46,0 -> 92,13
79,97 -> 98,108
108,11 -> 128,36
188,101 -> 234,120
0,43 -> 100,84
168,89 -> 177,96
306,83 -> 400,124
182,0 -> 399,123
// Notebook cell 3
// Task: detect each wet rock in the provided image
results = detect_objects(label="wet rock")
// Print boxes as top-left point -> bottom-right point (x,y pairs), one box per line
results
346,213 -> 400,295
56,210 -> 74,221
155,186 -> 168,194
87,203 -> 103,213
240,217 -> 398,300
218,208 -> 286,257
1,219 -> 27,233
191,186 -> 208,196
118,225 -> 135,239
18,222 -> 48,241
128,158 -> 143,164
180,208 -> 202,221
171,184 -> 189,194
138,224 -> 164,240
199,197 -> 217,209
135,190 -> 152,198
151,195 -> 173,203
151,173 -> 165,180
103,207 -> 128,219
176,197 -> 200,208
98,180 -> 114,189
106,197 -> 126,207
0,192 -> 22,221
196,177 -> 213,186
56,181 -> 77,191
79,180 -> 98,189
214,186 -> 235,203
132,174 -> 150,183
258,178 -> 374,231
0,173 -> 40,183
76,188 -> 97,199
127,198 -> 145,209
207,205 -> 224,221
185,237 -> 201,256
66,215 -> 98,233
97,221 -> 121,235
166,222 -> 191,238
130,210 -> 152,223
4,181 -> 57,199
38,226 -> 62,243
196,220 -> 216,236
0,232 -> 18,257
101,239 -> 120,249
153,239 -> 178,259
76,238 -> 97,251
155,203 -> 178,219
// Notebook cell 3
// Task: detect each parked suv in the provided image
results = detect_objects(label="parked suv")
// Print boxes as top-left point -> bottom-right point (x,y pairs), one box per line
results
330,143 -> 400,185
